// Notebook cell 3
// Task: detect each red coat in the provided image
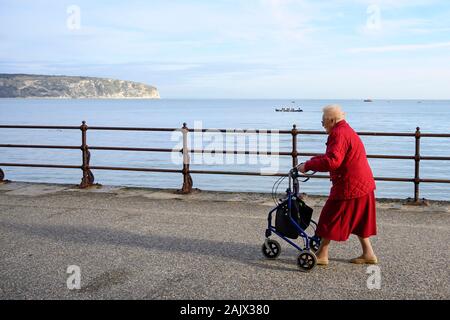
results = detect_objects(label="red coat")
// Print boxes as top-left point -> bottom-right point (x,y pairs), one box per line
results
304,120 -> 376,200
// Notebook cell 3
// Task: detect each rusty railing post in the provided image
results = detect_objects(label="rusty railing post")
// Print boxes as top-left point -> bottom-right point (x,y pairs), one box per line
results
406,126 -> 428,205
414,127 -> 421,203
79,120 -> 95,188
291,124 -> 298,168
180,122 -> 193,194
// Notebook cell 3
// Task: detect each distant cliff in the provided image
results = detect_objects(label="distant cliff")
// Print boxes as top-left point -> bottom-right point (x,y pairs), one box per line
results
0,74 -> 160,99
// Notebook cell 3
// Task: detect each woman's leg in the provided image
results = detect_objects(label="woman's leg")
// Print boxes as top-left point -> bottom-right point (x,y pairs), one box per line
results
350,236 -> 378,264
357,236 -> 376,259
315,237 -> 330,261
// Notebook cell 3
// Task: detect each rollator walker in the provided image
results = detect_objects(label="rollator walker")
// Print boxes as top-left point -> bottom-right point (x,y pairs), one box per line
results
262,167 -> 321,271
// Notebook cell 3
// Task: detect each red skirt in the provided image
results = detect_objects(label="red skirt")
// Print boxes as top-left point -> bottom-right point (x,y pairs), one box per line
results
316,191 -> 377,241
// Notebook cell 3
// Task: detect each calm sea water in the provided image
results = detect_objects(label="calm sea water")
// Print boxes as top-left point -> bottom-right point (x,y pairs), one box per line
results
1,99 -> 449,200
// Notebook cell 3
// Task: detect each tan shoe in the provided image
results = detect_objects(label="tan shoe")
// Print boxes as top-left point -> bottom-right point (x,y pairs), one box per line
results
350,256 -> 378,264
316,258 -> 329,266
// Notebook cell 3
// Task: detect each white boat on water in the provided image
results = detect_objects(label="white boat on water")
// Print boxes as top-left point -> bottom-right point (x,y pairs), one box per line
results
275,107 -> 303,112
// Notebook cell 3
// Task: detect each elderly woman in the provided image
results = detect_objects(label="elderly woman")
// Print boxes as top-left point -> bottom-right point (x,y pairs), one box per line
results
297,105 -> 378,265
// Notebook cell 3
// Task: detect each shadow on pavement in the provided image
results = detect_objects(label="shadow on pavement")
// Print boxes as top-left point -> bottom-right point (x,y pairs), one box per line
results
1,221 -> 307,272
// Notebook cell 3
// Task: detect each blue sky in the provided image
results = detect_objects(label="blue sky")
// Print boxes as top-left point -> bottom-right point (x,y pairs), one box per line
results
1,0 -> 450,98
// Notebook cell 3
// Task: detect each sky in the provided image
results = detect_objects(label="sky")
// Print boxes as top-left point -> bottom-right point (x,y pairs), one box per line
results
1,0 -> 450,99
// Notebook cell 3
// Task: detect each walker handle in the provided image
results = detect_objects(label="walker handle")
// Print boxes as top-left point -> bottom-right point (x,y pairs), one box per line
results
290,165 -> 316,182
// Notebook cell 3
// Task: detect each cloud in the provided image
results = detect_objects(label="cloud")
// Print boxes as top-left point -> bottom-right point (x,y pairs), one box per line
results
262,0 -> 325,42
347,41 -> 450,53
353,0 -> 440,9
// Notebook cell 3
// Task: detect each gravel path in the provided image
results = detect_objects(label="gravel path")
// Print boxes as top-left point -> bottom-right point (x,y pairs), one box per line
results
0,182 -> 449,299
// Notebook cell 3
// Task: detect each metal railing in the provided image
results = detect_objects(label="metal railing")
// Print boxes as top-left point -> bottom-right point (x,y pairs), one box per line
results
1,121 -> 449,203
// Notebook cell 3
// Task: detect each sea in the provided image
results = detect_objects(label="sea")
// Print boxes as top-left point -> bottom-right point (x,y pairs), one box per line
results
0,99 -> 449,200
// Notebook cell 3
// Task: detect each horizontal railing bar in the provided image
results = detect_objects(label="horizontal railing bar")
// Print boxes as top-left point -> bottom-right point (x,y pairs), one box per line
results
89,146 -> 176,152
88,126 -> 179,132
0,144 -> 80,150
0,125 -> 80,130
420,156 -> 450,161
366,154 -> 415,160
356,132 -> 415,137
297,152 -> 323,157
188,149 -> 291,156
374,177 -> 414,182
188,169 -> 284,176
0,163 -> 80,169
421,133 -> 450,138
89,166 -> 182,173
188,129 -> 293,134
419,178 -> 450,183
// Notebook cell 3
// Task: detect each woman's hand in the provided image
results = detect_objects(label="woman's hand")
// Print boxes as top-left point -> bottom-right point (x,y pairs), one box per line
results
297,163 -> 306,173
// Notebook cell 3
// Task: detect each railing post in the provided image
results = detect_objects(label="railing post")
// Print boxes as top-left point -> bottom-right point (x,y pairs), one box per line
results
79,120 -> 95,188
414,127 -> 421,203
406,126 -> 428,205
180,122 -> 193,194
291,124 -> 298,168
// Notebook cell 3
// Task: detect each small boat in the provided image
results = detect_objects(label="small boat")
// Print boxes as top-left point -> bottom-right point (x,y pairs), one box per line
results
363,99 -> 373,102
275,107 -> 303,112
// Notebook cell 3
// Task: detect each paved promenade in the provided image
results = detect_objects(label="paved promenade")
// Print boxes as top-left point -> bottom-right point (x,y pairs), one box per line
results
0,181 -> 449,299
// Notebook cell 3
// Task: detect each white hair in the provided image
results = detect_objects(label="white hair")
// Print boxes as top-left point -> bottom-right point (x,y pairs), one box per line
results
322,104 -> 345,121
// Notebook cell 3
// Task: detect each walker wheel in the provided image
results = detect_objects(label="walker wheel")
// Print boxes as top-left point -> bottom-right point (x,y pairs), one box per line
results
262,239 -> 281,259
297,250 -> 317,272
309,236 -> 321,253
